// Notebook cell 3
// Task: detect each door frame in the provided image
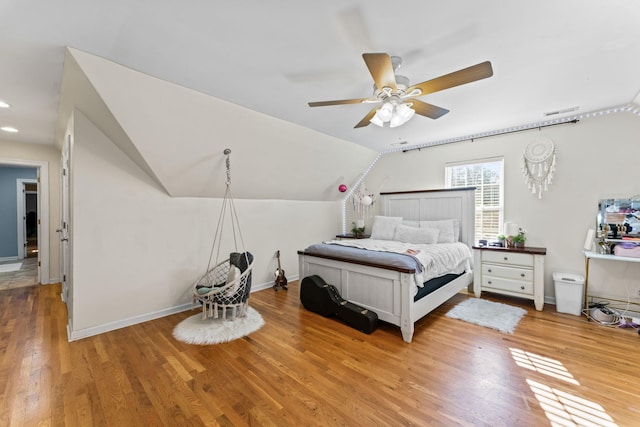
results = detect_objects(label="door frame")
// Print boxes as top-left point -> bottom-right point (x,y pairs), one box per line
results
0,157 -> 50,285
60,135 -> 71,305
16,178 -> 38,260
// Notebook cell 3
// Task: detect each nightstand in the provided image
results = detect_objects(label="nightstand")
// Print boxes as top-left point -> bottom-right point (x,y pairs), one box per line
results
473,245 -> 547,311
335,234 -> 370,240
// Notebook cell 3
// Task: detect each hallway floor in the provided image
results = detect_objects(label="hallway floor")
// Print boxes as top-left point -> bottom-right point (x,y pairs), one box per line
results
0,257 -> 39,290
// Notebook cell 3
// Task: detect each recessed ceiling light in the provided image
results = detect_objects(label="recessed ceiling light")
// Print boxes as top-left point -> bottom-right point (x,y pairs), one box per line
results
0,101 -> 9,108
1,126 -> 18,133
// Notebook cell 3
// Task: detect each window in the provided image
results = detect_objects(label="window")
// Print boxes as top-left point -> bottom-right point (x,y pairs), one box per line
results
445,158 -> 504,242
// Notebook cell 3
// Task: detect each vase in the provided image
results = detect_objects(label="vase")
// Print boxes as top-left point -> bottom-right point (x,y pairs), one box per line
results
515,242 -> 525,249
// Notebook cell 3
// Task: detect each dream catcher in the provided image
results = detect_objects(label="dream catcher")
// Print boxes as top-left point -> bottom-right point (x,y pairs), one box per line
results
522,137 -> 557,199
352,183 -> 376,218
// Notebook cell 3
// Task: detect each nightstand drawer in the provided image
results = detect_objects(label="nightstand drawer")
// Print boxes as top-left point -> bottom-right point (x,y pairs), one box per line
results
482,276 -> 533,294
482,264 -> 533,281
482,251 -> 533,267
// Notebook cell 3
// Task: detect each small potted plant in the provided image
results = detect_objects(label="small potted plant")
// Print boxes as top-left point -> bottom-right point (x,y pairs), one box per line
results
512,228 -> 526,248
497,235 -> 506,247
351,221 -> 365,238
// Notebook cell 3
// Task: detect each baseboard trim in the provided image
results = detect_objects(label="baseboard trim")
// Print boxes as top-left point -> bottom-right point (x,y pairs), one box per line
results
0,256 -> 18,262
252,275 -> 299,292
68,303 -> 193,341
66,276 -> 301,341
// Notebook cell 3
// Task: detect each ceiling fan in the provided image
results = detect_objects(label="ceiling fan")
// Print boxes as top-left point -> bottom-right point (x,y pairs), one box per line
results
308,53 -> 493,128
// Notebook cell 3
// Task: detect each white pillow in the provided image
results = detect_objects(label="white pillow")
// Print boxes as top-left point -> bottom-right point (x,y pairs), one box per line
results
393,224 -> 440,244
402,220 -> 420,228
419,219 -> 456,243
452,219 -> 460,242
370,216 -> 403,240
223,265 -> 242,296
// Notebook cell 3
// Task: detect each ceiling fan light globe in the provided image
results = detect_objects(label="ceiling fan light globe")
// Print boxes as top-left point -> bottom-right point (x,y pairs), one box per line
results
370,114 -> 385,127
389,114 -> 406,128
396,103 -> 415,120
390,104 -> 415,128
377,103 -> 394,121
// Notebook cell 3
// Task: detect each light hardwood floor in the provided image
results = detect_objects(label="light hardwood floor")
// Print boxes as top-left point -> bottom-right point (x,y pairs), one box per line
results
0,257 -> 38,291
1,281 -> 639,426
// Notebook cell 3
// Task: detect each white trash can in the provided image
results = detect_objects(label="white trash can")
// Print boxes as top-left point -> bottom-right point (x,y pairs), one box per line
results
553,272 -> 585,316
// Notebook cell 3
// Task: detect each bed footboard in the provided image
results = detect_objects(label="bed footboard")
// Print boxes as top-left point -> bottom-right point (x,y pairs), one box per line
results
298,251 -> 472,342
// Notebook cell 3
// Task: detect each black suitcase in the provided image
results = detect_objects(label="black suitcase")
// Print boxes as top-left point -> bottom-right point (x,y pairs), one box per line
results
300,275 -> 378,334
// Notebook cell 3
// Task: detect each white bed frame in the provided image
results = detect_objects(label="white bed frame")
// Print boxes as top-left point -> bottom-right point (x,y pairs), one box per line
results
298,187 -> 475,343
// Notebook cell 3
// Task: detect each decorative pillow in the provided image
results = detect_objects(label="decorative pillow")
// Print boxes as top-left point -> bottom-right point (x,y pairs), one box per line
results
223,265 -> 242,296
402,220 -> 420,228
452,219 -> 460,242
370,216 -> 403,240
230,251 -> 253,273
419,219 -> 456,243
230,251 -> 253,291
393,224 -> 440,244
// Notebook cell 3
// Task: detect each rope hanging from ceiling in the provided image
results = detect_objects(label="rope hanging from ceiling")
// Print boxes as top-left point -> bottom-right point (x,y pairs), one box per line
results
192,149 -> 254,320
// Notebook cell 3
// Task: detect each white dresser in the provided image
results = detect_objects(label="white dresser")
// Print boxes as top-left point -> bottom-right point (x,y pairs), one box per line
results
473,246 -> 547,311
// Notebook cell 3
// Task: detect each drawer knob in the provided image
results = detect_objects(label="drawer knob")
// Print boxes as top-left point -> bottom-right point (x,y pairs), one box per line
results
488,269 -> 492,273
504,257 -> 508,261
488,281 -> 492,285
521,273 -> 525,277
521,286 -> 525,290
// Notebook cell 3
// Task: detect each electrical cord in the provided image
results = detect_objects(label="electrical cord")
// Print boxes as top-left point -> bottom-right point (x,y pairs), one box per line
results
582,301 -> 623,327
584,265 -> 639,329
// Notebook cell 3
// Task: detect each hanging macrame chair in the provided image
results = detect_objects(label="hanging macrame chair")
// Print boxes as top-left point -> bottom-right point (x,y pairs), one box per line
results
192,149 -> 254,320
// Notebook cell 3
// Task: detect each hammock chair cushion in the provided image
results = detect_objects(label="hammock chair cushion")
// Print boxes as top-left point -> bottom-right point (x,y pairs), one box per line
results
230,251 -> 253,276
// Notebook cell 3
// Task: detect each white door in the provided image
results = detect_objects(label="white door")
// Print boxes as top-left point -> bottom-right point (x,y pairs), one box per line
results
60,136 -> 71,307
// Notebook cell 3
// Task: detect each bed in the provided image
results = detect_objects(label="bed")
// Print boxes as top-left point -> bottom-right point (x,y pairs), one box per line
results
297,187 -> 475,343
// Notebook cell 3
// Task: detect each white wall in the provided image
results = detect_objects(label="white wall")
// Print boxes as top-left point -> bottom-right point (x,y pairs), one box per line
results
364,112 -> 640,311
59,47 -> 379,201
69,111 -> 341,338
55,48 -> 383,339
0,139 -> 61,283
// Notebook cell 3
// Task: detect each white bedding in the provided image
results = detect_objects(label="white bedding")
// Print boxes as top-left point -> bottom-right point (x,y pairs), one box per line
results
323,238 -> 473,286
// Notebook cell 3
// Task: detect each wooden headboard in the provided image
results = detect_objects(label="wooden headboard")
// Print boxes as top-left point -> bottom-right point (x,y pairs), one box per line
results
380,187 -> 476,247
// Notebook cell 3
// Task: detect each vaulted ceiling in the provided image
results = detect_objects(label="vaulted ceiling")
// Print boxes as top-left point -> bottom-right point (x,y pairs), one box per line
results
2,0 -> 640,153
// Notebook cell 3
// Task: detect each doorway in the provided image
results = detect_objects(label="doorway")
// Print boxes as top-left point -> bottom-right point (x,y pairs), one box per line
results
25,184 -> 38,258
0,157 -> 50,285
17,179 -> 38,260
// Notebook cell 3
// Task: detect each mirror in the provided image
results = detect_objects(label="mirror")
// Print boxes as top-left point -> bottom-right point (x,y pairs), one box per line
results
597,198 -> 640,239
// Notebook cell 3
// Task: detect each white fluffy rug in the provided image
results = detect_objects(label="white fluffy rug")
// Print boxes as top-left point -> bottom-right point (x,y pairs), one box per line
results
173,307 -> 265,345
446,298 -> 527,334
0,262 -> 22,273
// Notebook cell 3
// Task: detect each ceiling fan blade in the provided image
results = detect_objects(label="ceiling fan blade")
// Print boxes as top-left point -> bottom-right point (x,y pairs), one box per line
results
354,107 -> 378,128
406,61 -> 493,97
363,53 -> 397,92
410,99 -> 450,119
336,6 -> 375,53
308,97 -> 374,107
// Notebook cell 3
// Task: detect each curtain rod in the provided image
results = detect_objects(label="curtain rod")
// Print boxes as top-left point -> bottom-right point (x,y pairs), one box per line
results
402,119 -> 579,153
